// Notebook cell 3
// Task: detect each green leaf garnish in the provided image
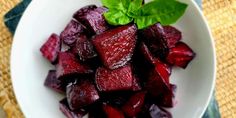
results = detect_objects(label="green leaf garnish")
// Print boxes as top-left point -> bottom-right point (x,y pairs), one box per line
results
102,0 -> 188,29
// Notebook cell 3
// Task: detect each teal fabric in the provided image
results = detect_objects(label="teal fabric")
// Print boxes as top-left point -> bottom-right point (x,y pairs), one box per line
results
4,0 -> 221,118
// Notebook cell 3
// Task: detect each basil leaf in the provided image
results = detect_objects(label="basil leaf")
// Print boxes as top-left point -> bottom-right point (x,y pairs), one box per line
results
140,0 -> 187,25
127,0 -> 143,17
104,9 -> 133,25
135,15 -> 161,29
101,0 -> 130,12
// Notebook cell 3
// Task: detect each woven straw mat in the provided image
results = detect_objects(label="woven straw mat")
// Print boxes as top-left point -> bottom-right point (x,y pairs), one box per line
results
0,0 -> 236,118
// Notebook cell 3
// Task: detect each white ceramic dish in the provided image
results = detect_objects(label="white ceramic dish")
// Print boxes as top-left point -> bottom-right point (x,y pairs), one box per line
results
11,0 -> 216,118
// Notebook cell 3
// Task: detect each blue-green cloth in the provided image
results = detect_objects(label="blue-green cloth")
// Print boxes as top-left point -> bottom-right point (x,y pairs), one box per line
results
4,0 -> 221,118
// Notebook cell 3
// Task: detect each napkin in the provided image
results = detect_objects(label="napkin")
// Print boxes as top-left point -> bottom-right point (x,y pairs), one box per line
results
4,0 -> 221,118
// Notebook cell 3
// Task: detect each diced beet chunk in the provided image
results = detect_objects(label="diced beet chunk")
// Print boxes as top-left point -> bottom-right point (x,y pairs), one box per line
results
101,91 -> 133,107
146,62 -> 171,98
166,42 -> 195,69
73,5 -> 97,20
95,65 -> 133,92
103,104 -> 125,118
60,19 -> 87,45
92,24 -> 137,69
140,42 -> 156,65
140,23 -> 169,59
75,35 -> 97,61
163,26 -> 182,48
154,59 -> 172,84
40,33 -> 61,63
149,104 -> 172,118
56,52 -> 93,79
59,98 -> 87,118
44,70 -> 65,93
74,7 -> 109,35
122,91 -> 146,117
66,80 -> 99,110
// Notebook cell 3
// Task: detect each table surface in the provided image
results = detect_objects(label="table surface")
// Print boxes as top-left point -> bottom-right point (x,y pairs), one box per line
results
0,0 -> 236,118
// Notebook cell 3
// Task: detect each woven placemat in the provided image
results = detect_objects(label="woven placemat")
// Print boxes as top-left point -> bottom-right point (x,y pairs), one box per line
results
0,0 -> 235,118
203,0 -> 236,117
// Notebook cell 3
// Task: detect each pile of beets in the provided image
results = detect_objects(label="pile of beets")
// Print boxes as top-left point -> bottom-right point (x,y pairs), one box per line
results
40,4 -> 195,118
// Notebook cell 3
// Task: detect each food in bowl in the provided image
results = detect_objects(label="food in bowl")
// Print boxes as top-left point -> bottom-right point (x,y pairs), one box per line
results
39,0 -> 195,117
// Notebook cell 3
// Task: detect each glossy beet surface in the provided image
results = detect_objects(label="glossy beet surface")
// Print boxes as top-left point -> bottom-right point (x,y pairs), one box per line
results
56,52 -> 93,79
74,7 -> 109,35
122,91 -> 146,117
60,20 -> 87,45
44,70 -> 65,93
95,65 -> 133,92
66,80 -> 99,110
140,23 -> 169,59
103,104 -> 125,118
59,98 -> 87,118
92,24 -> 137,69
75,35 -> 97,61
166,42 -> 195,69
163,26 -> 182,48
40,33 -> 61,63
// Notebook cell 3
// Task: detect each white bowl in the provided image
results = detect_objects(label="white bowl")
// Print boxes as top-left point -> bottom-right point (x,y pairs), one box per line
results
11,0 -> 216,118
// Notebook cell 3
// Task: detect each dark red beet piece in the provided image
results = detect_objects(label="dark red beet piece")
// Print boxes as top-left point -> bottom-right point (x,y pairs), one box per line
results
75,35 -> 97,61
59,98 -> 87,118
66,80 -> 99,110
44,70 -> 65,93
163,26 -> 182,48
140,42 -> 156,65
74,7 -> 109,35
40,33 -> 61,63
132,76 -> 142,91
149,104 -> 172,118
156,84 -> 177,108
60,19 -> 88,45
140,23 -> 169,59
73,5 -> 97,21
146,62 -> 171,98
56,52 -> 93,79
95,65 -> 133,92
92,24 -> 137,69
154,59 -> 172,84
122,91 -> 146,117
103,104 -> 125,118
101,91 -> 133,107
166,42 -> 195,69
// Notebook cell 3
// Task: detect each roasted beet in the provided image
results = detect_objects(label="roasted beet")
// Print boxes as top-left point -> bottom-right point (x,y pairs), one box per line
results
75,35 -> 97,61
103,104 -> 125,118
140,23 -> 169,59
149,104 -> 172,118
146,63 -> 171,98
140,42 -> 156,65
154,59 -> 172,84
60,19 -> 88,45
95,65 -> 133,92
40,33 -> 61,63
166,42 -> 196,69
44,70 -> 65,93
73,5 -> 97,21
59,98 -> 87,118
74,7 -> 109,35
56,52 -> 93,79
122,91 -> 146,117
101,91 -> 133,107
92,24 -> 137,69
163,26 -> 182,48
66,80 -> 99,110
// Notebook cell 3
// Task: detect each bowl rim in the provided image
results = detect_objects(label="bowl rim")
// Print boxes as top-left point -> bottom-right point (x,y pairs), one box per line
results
10,0 -> 217,117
